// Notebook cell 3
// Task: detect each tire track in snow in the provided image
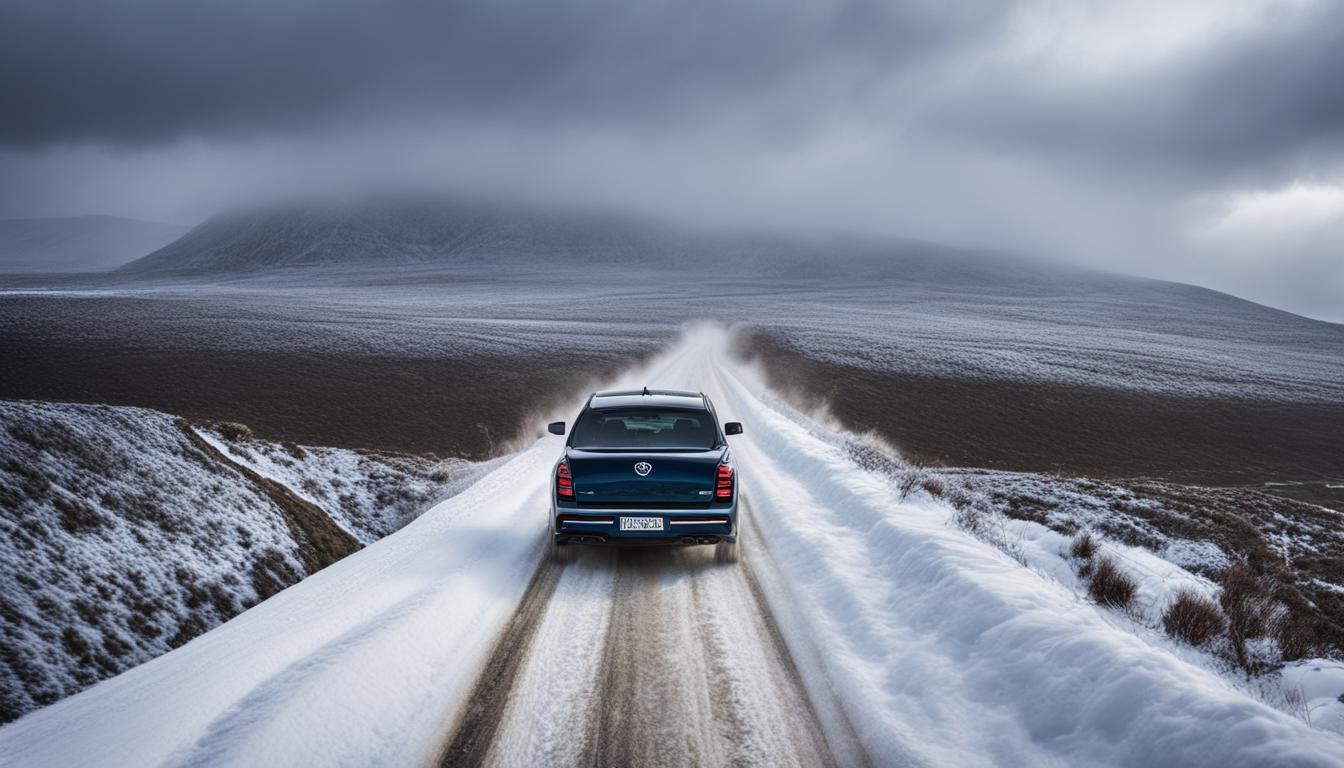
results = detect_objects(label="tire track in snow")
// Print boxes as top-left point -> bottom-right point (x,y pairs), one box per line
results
582,548 -> 830,768
439,541 -> 847,767
437,562 -> 562,767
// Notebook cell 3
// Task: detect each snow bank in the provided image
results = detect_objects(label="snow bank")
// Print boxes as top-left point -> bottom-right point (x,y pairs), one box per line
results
0,438 -> 557,767
670,325 -> 1343,767
1280,660 -> 1344,736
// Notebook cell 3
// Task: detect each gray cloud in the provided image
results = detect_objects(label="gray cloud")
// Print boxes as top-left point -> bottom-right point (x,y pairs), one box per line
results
933,4 -> 1344,185
0,0 -> 993,147
0,0 -> 1340,322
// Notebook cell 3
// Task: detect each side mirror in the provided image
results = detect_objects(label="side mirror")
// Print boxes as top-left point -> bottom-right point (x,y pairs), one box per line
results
548,421 -> 566,436
724,422 -> 743,436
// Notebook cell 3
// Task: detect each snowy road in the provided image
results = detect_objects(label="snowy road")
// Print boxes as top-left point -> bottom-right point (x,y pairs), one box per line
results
438,329 -> 861,767
2,324 -> 1341,767
437,523 -> 851,768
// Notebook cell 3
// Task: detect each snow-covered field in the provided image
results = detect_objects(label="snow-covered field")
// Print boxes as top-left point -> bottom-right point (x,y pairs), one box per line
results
6,272 -> 1344,403
3,326 -> 1340,767
0,402 -> 474,723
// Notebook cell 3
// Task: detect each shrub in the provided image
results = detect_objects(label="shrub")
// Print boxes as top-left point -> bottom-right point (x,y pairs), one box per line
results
1272,610 -> 1316,662
896,464 -> 926,500
920,477 -> 946,498
214,422 -> 253,442
945,487 -> 974,510
1088,555 -> 1138,609
1070,532 -> 1097,560
1219,563 -> 1283,672
951,502 -> 989,537
1162,588 -> 1224,646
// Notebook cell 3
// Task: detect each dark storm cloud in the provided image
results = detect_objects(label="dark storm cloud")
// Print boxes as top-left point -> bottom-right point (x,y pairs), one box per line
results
0,0 -> 994,147
935,4 -> 1344,182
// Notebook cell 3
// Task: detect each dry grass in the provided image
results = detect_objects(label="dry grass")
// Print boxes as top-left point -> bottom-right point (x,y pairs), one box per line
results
1070,531 -> 1097,561
1162,589 -> 1225,646
1219,563 -> 1285,672
896,462 -> 927,501
213,421 -> 254,442
1272,608 -> 1317,662
1088,555 -> 1138,610
946,492 -> 1030,567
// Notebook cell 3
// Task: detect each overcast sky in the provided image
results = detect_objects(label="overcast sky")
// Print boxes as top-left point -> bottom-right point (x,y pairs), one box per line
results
1,0 -> 1341,321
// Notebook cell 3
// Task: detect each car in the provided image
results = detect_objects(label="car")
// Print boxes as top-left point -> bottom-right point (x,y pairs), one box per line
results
546,388 -> 744,562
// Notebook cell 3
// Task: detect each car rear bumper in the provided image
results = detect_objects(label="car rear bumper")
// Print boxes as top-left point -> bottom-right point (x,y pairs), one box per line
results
552,507 -> 737,545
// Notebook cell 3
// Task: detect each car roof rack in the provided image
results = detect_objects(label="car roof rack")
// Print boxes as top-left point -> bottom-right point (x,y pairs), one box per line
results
593,388 -> 700,397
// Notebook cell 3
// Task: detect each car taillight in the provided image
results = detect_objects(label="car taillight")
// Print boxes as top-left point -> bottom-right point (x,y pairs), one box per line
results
556,459 -> 574,500
715,461 -> 734,501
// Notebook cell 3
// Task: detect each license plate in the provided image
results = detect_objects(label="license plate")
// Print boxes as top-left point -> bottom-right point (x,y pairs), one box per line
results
620,516 -> 664,532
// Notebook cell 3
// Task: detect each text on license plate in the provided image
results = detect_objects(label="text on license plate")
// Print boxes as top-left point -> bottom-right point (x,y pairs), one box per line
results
620,516 -> 664,531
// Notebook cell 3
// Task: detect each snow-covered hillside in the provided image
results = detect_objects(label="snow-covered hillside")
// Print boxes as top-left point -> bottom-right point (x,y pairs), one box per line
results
113,199 -> 969,278
2,327 -> 1339,767
193,424 -> 488,544
0,401 -> 474,723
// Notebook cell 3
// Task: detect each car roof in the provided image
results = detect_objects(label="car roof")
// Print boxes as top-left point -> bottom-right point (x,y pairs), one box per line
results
588,388 -> 707,410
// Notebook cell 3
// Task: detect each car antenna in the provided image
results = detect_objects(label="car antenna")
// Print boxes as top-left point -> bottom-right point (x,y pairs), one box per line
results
642,386 -> 651,396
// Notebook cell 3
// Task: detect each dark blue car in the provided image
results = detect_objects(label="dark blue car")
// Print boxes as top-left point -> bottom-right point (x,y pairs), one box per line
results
546,388 -> 743,562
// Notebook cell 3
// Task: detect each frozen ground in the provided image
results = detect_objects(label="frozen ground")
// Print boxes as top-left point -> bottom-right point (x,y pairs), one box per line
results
0,401 -> 474,723
3,326 -> 1340,767
4,267 -> 1344,403
6,266 -> 1343,483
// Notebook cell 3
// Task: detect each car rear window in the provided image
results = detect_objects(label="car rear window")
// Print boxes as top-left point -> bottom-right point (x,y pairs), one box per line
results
571,408 -> 717,450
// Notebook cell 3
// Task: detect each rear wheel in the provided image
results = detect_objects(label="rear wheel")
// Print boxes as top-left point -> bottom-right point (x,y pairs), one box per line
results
715,537 -> 738,564
548,535 -> 576,565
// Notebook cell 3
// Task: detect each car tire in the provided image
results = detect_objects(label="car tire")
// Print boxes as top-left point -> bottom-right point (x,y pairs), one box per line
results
548,535 -> 576,565
715,537 -> 738,564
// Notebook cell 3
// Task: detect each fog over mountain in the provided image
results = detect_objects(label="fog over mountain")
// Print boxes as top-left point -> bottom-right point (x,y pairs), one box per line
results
117,198 -> 1029,283
0,216 -> 187,274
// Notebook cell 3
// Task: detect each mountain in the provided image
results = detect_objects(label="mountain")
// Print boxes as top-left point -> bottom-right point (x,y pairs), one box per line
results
117,201 -> 655,274
0,216 -> 189,273
115,198 -> 1026,283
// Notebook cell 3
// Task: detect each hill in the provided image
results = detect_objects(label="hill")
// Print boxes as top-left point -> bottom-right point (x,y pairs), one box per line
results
115,199 -> 1024,283
0,400 -> 477,723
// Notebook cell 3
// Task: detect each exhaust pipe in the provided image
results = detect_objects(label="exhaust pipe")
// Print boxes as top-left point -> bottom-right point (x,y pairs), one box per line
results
679,536 -> 698,545
697,536 -> 721,545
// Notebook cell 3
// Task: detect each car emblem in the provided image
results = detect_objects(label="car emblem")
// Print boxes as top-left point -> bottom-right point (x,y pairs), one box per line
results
633,461 -> 653,477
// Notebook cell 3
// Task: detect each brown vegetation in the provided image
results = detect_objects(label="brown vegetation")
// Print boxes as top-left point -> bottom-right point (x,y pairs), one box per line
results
213,421 -> 254,442
1070,531 -> 1097,560
1219,563 -> 1278,672
1162,589 -> 1224,647
1088,555 -> 1138,610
